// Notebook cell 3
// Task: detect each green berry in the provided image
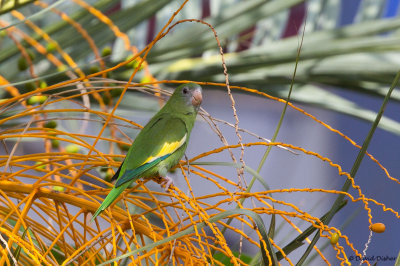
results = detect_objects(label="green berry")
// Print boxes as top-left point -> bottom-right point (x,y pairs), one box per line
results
140,75 -> 152,84
117,142 -> 130,151
44,120 -> 57,129
125,55 -> 134,68
104,171 -> 113,182
125,55 -> 144,70
65,144 -> 80,153
57,65 -> 67,72
34,162 -> 46,171
51,139 -> 60,149
25,82 -> 36,91
89,65 -> 100,74
48,130 -> 57,137
134,60 -> 144,70
52,186 -> 65,192
102,46 -> 112,57
102,93 -> 111,105
27,97 -> 35,105
18,50 -> 35,71
27,50 -> 35,60
18,57 -> 28,71
46,42 -> 57,53
100,166 -> 109,172
39,81 -> 47,89
27,95 -> 47,105
38,95 -> 47,104
110,88 -> 123,98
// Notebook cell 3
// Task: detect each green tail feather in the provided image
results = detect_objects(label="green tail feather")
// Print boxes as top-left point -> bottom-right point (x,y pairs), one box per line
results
91,182 -> 130,222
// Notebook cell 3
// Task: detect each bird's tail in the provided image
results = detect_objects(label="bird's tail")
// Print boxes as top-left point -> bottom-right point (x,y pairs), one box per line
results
91,182 -> 130,222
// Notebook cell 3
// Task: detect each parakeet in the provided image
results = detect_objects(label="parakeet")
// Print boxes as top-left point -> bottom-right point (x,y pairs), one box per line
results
92,83 -> 202,221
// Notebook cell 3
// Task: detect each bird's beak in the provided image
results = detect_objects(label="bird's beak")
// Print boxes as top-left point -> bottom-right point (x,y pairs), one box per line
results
191,88 -> 202,106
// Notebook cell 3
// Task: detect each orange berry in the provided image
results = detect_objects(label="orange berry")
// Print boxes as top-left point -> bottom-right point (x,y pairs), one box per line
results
370,223 -> 385,233
330,232 -> 339,245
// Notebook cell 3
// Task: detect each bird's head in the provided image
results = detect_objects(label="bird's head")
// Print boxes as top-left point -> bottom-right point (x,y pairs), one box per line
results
168,83 -> 203,114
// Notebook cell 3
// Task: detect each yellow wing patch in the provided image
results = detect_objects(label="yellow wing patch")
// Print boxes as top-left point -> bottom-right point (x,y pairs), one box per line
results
142,134 -> 187,165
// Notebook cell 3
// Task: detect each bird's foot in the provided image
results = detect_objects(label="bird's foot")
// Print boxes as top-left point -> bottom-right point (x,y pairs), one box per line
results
161,176 -> 174,192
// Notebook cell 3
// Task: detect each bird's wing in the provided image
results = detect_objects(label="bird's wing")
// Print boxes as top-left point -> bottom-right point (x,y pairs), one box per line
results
114,116 -> 188,187
110,158 -> 123,182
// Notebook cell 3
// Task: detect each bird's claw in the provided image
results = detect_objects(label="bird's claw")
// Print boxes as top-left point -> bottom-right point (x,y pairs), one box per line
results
161,176 -> 174,192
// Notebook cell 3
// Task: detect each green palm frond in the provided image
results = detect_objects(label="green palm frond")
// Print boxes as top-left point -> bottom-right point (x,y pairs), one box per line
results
1,0 -> 399,134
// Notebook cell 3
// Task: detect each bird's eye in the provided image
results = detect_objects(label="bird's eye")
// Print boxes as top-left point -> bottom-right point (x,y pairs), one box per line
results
182,87 -> 189,94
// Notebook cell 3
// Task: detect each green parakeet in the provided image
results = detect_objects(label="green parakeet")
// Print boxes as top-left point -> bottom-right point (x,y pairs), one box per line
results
92,83 -> 202,221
